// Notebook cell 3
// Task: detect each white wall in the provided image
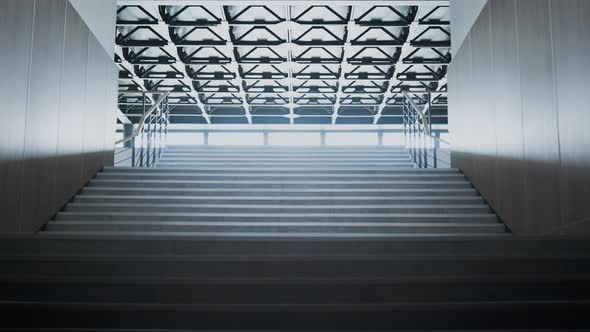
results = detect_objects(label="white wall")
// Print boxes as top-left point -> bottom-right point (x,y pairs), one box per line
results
68,0 -> 117,56
450,0 -> 487,54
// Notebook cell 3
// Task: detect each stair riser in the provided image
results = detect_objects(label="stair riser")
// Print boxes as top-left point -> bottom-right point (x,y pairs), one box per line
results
2,260 -> 588,282
156,163 -> 417,168
162,151 -> 410,159
73,197 -> 486,206
20,238 -> 590,258
157,158 -> 412,163
161,150 -> 408,153
96,174 -> 466,182
103,167 -> 460,175
87,181 -> 474,189
156,160 -> 414,165
46,223 -> 505,234
3,281 -> 590,306
55,213 -> 499,224
65,205 -> 491,214
3,302 -> 587,330
161,153 -> 411,162
80,188 -> 480,197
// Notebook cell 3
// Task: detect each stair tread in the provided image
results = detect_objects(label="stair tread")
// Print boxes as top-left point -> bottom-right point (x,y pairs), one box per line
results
67,203 -> 489,208
39,231 -> 510,238
57,211 -> 498,217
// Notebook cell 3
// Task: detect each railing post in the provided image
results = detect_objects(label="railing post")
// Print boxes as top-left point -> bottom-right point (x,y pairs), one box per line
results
164,95 -> 169,149
321,131 -> 326,146
434,131 -> 440,168
146,114 -> 152,167
123,123 -> 135,167
153,103 -> 158,166
378,131 -> 383,146
158,101 -> 163,160
139,93 -> 146,167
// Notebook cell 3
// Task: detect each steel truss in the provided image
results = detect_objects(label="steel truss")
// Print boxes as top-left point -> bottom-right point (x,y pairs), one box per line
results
116,2 -> 450,125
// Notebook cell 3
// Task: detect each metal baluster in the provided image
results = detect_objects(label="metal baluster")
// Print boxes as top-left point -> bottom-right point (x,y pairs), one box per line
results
158,102 -> 163,160
131,136 -> 136,167
153,110 -> 157,166
164,96 -> 169,150
139,93 -> 146,167
150,111 -> 154,167
146,106 -> 153,167
413,110 -> 418,167
418,118 -> 423,168
427,92 -> 433,168
433,133 -> 438,169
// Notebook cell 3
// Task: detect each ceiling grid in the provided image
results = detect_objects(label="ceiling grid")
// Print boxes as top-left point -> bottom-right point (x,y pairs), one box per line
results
115,2 -> 450,125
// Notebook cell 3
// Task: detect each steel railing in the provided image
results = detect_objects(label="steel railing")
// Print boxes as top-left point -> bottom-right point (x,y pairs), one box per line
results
115,91 -> 170,167
402,91 -> 451,168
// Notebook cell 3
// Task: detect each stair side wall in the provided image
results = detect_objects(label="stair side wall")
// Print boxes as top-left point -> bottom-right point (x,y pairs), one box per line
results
0,0 -> 117,234
449,0 -> 590,235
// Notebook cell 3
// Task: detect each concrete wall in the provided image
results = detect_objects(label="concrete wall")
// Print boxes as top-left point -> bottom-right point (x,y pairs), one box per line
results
450,0 -> 487,54
68,0 -> 117,56
0,0 -> 118,234
448,0 -> 590,235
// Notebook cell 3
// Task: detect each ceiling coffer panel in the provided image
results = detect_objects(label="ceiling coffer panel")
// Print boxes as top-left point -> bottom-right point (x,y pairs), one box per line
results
116,3 -> 450,124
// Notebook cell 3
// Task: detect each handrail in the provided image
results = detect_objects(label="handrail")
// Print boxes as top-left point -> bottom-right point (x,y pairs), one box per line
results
402,91 -> 451,168
116,91 -> 170,145
402,91 -> 450,145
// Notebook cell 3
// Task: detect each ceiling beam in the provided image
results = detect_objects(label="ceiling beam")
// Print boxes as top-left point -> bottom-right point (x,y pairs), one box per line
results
119,1 -> 448,5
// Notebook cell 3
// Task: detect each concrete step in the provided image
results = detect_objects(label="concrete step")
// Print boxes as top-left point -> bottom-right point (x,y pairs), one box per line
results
39,231 -> 512,241
159,158 -> 411,164
95,172 -> 466,182
160,152 -> 411,158
64,203 -> 491,214
7,237 -> 590,258
80,187 -> 481,197
73,195 -> 486,205
6,329 -> 585,332
165,145 -> 406,151
46,221 -> 505,234
3,301 -> 588,330
156,159 -> 414,164
55,211 -> 499,224
7,255 -> 584,281
104,166 -> 461,174
3,273 -> 589,307
161,151 -> 410,156
155,162 -> 417,168
87,179 -> 474,189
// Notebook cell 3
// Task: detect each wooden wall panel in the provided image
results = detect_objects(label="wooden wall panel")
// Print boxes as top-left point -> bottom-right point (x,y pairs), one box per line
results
20,0 -> 67,232
0,0 -> 35,233
0,0 -> 117,234
55,2 -> 89,208
550,0 -> 590,234
451,0 -> 590,235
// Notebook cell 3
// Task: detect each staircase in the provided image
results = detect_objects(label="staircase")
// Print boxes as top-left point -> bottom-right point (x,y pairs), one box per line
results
49,145 -> 506,237
1,145 -> 589,330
